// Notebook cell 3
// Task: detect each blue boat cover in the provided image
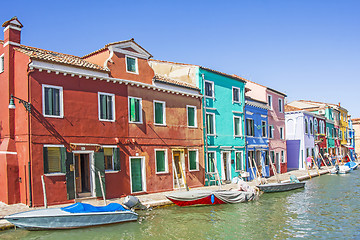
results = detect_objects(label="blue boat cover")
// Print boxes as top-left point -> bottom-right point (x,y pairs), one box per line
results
345,161 -> 357,169
61,203 -> 128,213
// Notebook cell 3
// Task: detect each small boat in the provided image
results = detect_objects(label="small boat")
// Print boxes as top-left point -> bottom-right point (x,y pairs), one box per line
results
166,189 -> 256,206
4,202 -> 138,230
345,161 -> 358,171
330,165 -> 351,174
256,182 -> 305,193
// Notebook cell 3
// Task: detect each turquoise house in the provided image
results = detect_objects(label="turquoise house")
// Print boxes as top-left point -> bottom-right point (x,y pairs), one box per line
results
148,60 -> 246,184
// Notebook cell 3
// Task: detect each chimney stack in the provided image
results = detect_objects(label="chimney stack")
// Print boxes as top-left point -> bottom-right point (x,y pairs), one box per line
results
2,16 -> 23,47
338,102 -> 341,107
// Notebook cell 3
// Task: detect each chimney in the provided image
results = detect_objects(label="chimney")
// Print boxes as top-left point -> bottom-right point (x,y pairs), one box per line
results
338,102 -> 341,107
2,16 -> 23,47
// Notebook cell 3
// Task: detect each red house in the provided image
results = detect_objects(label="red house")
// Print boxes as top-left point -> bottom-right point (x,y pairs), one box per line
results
0,17 -> 204,206
314,115 -> 327,157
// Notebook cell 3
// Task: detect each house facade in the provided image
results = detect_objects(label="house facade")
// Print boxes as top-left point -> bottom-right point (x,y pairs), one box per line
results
352,118 -> 360,159
313,115 -> 327,158
149,60 -> 247,184
285,109 -> 315,170
245,98 -> 269,179
0,17 -> 204,206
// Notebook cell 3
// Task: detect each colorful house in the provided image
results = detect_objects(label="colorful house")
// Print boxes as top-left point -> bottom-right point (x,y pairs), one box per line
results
326,119 -> 336,155
0,17 -> 204,206
285,106 -> 316,170
351,118 -> 360,159
348,118 -> 356,160
313,114 -> 327,158
244,97 -> 269,179
149,60 -> 247,184
239,78 -> 287,174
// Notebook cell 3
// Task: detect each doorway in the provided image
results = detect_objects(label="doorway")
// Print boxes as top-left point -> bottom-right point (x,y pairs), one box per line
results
221,151 -> 231,182
74,153 -> 92,198
172,150 -> 185,189
130,157 -> 146,193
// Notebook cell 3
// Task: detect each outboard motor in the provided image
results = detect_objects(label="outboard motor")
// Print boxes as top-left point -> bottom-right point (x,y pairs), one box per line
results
123,195 -> 147,210
335,164 -> 340,173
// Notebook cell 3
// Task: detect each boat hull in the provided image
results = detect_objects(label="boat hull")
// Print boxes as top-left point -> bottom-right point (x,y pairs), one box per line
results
5,208 -> 138,230
257,182 -> 305,193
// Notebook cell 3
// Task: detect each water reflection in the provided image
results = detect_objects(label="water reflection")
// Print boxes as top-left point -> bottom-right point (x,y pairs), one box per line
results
1,172 -> 360,239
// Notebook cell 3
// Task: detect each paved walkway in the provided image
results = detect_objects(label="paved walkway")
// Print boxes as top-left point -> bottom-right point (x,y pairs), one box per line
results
0,166 -> 334,230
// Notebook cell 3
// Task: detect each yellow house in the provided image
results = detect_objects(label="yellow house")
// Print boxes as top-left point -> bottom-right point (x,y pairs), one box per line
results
329,103 -> 349,157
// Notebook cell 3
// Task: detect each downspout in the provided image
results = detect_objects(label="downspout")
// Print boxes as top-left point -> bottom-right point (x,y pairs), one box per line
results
201,73 -> 208,171
27,67 -> 34,207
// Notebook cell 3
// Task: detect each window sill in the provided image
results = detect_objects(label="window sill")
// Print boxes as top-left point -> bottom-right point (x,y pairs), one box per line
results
189,169 -> 199,172
154,123 -> 167,127
205,96 -> 215,100
126,70 -> 139,75
105,170 -> 120,173
129,121 -> 143,124
44,173 -> 65,177
188,126 -> 198,129
99,119 -> 115,122
43,114 -> 63,119
156,172 -> 169,175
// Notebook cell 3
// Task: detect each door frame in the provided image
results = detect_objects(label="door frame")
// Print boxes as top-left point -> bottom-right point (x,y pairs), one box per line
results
171,149 -> 185,189
220,151 -> 231,181
129,156 -> 146,194
72,150 -> 95,197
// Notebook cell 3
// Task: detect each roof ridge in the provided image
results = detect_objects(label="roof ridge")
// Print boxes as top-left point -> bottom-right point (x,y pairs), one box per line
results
153,73 -> 199,90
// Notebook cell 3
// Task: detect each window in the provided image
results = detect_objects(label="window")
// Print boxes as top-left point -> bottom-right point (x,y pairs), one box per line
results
269,125 -> 274,139
340,130 -> 343,140
314,119 -> 318,134
304,119 -> 308,134
205,81 -> 214,98
154,100 -> 166,125
207,152 -> 216,173
234,116 -> 242,137
280,127 -> 284,139
187,105 -> 197,127
98,92 -> 115,121
332,128 -> 334,138
232,87 -> 240,103
126,56 -> 138,74
270,151 -> 275,163
281,150 -> 285,163
104,147 -> 121,171
235,151 -> 244,171
310,120 -> 313,135
267,95 -> 273,109
188,149 -> 199,171
246,119 -> 254,136
327,127 -> 329,136
206,113 -> 216,135
43,146 -> 65,174
129,97 -> 142,123
155,149 -> 168,173
42,84 -> 63,118
278,98 -> 283,113
261,121 -> 267,137
0,54 -> 4,73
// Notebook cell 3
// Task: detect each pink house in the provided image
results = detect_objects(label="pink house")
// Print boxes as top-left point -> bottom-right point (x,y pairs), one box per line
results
236,76 -> 287,174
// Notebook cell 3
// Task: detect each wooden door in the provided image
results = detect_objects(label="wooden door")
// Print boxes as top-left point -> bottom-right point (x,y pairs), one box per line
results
173,151 -> 183,185
131,158 -> 143,193
74,154 -> 82,193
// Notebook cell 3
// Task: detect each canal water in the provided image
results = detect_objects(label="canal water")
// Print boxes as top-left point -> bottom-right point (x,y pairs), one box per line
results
1,172 -> 360,239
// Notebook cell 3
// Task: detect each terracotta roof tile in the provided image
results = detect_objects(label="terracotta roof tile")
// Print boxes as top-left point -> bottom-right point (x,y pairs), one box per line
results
285,104 -> 302,112
15,45 -> 109,72
150,59 -> 246,83
153,74 -> 199,90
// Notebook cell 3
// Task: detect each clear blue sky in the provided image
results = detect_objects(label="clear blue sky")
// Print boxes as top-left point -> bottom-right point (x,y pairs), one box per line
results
3,0 -> 360,117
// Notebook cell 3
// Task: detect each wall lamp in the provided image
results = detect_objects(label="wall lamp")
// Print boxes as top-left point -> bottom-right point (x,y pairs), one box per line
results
8,94 -> 31,112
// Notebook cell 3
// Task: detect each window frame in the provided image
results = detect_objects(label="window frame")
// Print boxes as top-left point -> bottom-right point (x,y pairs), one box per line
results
43,145 -> 65,175
125,55 -> 139,74
98,92 -> 115,122
278,98 -> 283,113
0,54 -> 4,73
42,84 -> 64,118
246,118 -> 255,137
204,80 -> 215,98
235,151 -> 244,171
128,96 -> 143,124
267,94 -> 273,110
280,127 -> 284,140
206,112 -> 216,136
234,116 -> 242,137
309,120 -> 313,135
261,121 -> 267,137
269,125 -> 274,139
155,149 -> 168,174
304,119 -> 308,134
232,87 -> 241,104
153,100 -> 166,126
188,149 -> 199,171
281,150 -> 285,163
186,105 -> 197,128
206,151 -> 216,173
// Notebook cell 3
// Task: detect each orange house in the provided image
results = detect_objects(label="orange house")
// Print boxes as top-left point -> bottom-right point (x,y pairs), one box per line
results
0,17 -> 204,207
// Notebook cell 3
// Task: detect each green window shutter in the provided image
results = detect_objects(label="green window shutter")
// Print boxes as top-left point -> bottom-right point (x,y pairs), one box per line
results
134,99 -> 140,122
129,98 -> 135,121
94,149 -> 106,197
207,153 -> 215,172
44,88 -> 50,115
100,95 -> 106,120
60,147 -> 66,173
234,118 -> 240,135
189,151 -> 197,170
43,147 -> 49,174
131,158 -> 143,192
156,151 -> 166,172
206,114 -> 213,134
65,151 -> 75,200
113,148 -> 120,171
236,152 -> 242,170
155,102 -> 163,124
188,107 -> 195,127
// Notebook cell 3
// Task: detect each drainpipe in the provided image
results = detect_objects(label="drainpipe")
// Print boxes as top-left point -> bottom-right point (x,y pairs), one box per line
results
27,68 -> 34,207
201,74 -> 208,173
